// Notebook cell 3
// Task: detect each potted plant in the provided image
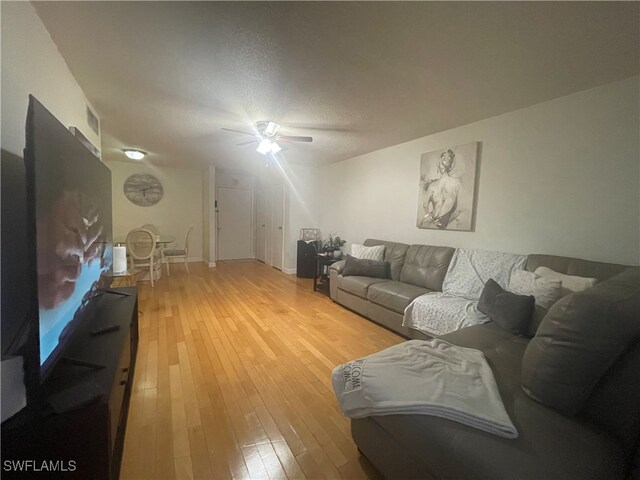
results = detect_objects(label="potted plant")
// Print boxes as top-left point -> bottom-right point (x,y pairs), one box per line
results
323,234 -> 347,258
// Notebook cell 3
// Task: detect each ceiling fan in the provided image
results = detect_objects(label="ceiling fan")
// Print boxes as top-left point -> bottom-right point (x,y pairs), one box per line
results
222,121 -> 313,155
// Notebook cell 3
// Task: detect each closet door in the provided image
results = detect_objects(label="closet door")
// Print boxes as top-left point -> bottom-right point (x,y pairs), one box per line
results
216,186 -> 253,260
268,183 -> 284,270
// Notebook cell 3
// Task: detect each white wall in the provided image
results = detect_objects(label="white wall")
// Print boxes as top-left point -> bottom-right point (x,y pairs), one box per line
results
1,2 -> 100,157
216,171 -> 257,189
106,161 -> 204,261
282,165 -> 321,272
315,77 -> 639,266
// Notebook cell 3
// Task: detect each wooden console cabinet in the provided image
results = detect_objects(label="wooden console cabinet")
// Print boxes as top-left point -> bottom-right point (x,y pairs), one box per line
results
1,287 -> 138,480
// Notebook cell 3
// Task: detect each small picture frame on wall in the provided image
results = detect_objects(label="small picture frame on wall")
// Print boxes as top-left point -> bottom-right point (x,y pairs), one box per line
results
416,141 -> 480,231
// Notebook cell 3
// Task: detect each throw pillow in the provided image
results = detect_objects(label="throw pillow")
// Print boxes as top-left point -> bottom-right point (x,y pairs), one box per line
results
478,279 -> 535,336
534,266 -> 597,296
342,254 -> 390,279
351,243 -> 385,262
509,270 -> 563,309
509,269 -> 563,337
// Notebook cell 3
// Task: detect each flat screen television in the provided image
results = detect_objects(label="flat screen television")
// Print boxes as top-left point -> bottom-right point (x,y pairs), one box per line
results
24,96 -> 113,380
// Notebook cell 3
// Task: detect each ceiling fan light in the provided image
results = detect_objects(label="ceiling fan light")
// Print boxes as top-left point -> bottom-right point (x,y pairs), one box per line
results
265,122 -> 280,136
256,139 -> 272,155
270,141 -> 282,154
123,149 -> 146,160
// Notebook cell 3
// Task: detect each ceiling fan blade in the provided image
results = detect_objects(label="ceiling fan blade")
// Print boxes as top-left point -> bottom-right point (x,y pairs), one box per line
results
237,140 -> 258,146
221,127 -> 257,137
277,135 -> 313,143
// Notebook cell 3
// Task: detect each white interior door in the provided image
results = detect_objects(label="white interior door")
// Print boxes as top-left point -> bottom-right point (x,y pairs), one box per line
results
217,186 -> 254,260
255,187 -> 266,263
268,183 -> 284,270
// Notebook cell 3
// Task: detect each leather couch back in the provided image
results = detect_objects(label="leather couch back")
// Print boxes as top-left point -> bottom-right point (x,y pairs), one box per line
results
525,254 -> 631,336
363,239 -> 409,281
399,245 -> 455,291
522,267 -> 640,455
526,254 -> 628,281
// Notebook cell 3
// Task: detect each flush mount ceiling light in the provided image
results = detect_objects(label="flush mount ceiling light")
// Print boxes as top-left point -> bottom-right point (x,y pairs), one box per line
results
123,149 -> 146,160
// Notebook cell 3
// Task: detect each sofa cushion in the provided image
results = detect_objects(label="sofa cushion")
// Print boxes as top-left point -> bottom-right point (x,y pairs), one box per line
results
337,275 -> 388,299
351,322 -> 626,480
367,281 -> 429,314
582,342 -> 640,456
477,279 -> 535,336
363,239 -> 409,281
399,244 -> 455,291
342,254 -> 389,279
521,267 -> 640,416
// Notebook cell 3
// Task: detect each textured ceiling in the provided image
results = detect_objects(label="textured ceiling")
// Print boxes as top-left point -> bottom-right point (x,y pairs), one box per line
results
33,1 -> 639,173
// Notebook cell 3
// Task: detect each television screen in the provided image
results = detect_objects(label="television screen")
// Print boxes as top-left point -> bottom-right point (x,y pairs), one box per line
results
25,96 -> 113,376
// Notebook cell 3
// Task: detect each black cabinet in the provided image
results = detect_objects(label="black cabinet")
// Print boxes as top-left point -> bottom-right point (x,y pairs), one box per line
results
1,287 -> 139,480
297,240 -> 321,278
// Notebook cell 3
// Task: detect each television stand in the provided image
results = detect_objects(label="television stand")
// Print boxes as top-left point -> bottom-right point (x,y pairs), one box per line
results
105,288 -> 131,297
60,356 -> 106,370
1,286 -> 139,480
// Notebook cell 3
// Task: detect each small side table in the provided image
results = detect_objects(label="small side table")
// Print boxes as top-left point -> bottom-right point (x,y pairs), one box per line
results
313,254 -> 340,296
109,269 -> 141,288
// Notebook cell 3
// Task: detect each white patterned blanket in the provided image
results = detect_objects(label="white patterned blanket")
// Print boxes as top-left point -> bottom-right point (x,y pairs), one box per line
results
332,339 -> 518,438
403,249 -> 526,336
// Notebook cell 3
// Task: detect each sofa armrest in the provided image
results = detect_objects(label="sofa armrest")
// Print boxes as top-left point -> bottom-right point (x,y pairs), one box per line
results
330,259 -> 346,275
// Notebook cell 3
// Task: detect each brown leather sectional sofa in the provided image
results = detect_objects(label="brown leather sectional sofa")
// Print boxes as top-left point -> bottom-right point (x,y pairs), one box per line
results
329,239 -> 640,479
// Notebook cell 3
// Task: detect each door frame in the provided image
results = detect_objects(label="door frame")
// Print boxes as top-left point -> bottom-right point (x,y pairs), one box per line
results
255,186 -> 267,263
215,185 -> 254,261
266,183 -> 285,270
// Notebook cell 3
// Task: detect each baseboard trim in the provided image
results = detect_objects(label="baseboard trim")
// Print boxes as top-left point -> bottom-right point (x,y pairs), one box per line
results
282,267 -> 296,275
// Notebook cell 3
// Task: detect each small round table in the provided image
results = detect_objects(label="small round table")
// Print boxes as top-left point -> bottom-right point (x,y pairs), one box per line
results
156,235 -> 176,246
109,269 -> 141,288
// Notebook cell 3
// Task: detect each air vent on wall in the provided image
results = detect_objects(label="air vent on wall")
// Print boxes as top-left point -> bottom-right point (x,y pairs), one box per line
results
69,126 -> 100,159
86,105 -> 99,135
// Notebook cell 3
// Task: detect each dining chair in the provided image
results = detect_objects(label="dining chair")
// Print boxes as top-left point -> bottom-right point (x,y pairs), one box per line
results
141,224 -> 159,234
162,226 -> 193,276
126,228 -> 161,287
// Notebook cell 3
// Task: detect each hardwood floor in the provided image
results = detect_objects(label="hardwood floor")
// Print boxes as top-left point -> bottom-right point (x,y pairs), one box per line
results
119,261 -> 402,479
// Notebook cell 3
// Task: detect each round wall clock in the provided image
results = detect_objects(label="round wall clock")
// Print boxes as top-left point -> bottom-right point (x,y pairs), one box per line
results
123,173 -> 164,207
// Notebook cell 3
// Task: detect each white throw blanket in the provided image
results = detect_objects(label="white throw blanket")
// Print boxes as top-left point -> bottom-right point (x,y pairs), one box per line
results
332,339 -> 518,439
403,249 -> 527,335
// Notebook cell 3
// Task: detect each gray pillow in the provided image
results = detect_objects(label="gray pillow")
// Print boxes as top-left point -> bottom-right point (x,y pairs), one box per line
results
477,279 -> 535,336
521,268 -> 640,416
342,254 -> 390,279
